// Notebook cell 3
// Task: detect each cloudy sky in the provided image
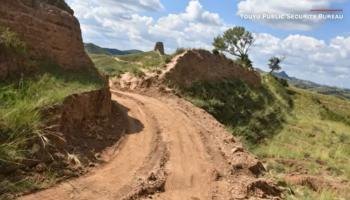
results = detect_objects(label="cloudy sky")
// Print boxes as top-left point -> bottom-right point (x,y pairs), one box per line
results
66,0 -> 350,88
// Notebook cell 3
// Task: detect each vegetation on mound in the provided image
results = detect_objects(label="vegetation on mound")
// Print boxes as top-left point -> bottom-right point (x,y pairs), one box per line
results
0,26 -> 26,54
0,61 -> 103,197
179,75 -> 293,145
89,51 -> 171,77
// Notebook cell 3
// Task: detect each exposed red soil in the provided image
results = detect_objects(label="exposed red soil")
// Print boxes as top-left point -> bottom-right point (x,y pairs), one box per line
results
19,89 -> 281,200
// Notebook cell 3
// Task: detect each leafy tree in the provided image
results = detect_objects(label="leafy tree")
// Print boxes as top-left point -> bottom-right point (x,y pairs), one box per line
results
213,27 -> 254,68
268,56 -> 283,73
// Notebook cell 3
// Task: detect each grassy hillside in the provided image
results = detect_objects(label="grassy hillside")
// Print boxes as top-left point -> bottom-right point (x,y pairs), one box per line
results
274,71 -> 350,100
177,73 -> 350,199
84,43 -> 143,56
89,51 -> 171,77
255,88 -> 350,199
179,75 -> 292,145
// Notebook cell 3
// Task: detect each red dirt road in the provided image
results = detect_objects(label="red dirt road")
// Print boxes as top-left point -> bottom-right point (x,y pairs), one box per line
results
20,90 -> 279,200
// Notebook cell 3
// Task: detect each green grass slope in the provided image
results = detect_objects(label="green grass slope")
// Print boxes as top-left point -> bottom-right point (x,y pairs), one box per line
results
178,75 -> 293,145
177,73 -> 350,199
84,43 -> 143,56
254,88 -> 350,199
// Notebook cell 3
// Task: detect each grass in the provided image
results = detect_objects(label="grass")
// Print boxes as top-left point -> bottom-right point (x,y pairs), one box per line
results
254,89 -> 350,180
0,61 -> 103,163
0,26 -> 26,55
286,187 -> 340,200
90,51 -> 171,77
252,89 -> 350,199
178,75 -> 292,145
0,61 -> 103,197
89,54 -> 143,77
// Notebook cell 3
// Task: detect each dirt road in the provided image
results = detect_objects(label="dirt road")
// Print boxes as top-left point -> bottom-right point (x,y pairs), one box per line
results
20,90 -> 280,200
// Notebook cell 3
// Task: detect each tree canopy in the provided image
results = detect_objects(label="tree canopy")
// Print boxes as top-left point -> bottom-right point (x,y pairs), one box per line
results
268,56 -> 283,73
213,27 -> 254,68
213,27 -> 254,58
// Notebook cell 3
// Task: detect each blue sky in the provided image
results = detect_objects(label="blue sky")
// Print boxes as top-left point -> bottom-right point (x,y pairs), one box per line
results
66,0 -> 350,88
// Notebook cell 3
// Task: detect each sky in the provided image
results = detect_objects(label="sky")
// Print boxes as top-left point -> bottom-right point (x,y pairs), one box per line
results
66,0 -> 350,88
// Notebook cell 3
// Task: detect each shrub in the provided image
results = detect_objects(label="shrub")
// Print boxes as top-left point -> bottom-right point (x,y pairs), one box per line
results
212,49 -> 219,55
165,56 -> 172,63
0,26 -> 26,54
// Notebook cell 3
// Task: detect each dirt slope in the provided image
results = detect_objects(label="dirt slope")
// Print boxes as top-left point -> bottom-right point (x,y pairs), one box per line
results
20,90 -> 280,200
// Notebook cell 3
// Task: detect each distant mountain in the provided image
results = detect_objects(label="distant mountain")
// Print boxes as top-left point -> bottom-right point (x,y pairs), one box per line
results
273,71 -> 350,100
84,43 -> 143,56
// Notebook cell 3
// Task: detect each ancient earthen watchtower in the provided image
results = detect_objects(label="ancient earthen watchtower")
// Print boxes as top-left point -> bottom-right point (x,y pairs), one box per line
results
154,42 -> 165,55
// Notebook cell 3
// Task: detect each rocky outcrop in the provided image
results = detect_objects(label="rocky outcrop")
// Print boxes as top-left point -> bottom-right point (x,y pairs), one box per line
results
0,0 -> 92,71
154,42 -> 165,55
163,50 -> 261,87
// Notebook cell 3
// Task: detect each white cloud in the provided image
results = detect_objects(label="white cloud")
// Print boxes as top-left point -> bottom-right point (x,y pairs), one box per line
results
149,0 -> 229,50
237,0 -> 343,30
251,33 -> 350,88
67,0 -> 229,51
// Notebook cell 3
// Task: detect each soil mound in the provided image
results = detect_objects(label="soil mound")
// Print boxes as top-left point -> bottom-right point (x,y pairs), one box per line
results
117,49 -> 262,91
162,49 -> 261,88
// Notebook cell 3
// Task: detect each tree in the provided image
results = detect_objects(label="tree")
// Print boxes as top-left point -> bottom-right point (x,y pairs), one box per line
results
213,27 -> 254,68
268,56 -> 283,73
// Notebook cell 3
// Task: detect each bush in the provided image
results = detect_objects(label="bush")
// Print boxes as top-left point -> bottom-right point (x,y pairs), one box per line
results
273,76 -> 289,87
165,56 -> 172,63
0,26 -> 26,54
212,49 -> 220,55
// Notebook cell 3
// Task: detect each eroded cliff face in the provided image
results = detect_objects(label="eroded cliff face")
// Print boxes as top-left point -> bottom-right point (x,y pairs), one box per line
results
42,88 -> 124,167
0,0 -> 92,71
60,88 -> 112,134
